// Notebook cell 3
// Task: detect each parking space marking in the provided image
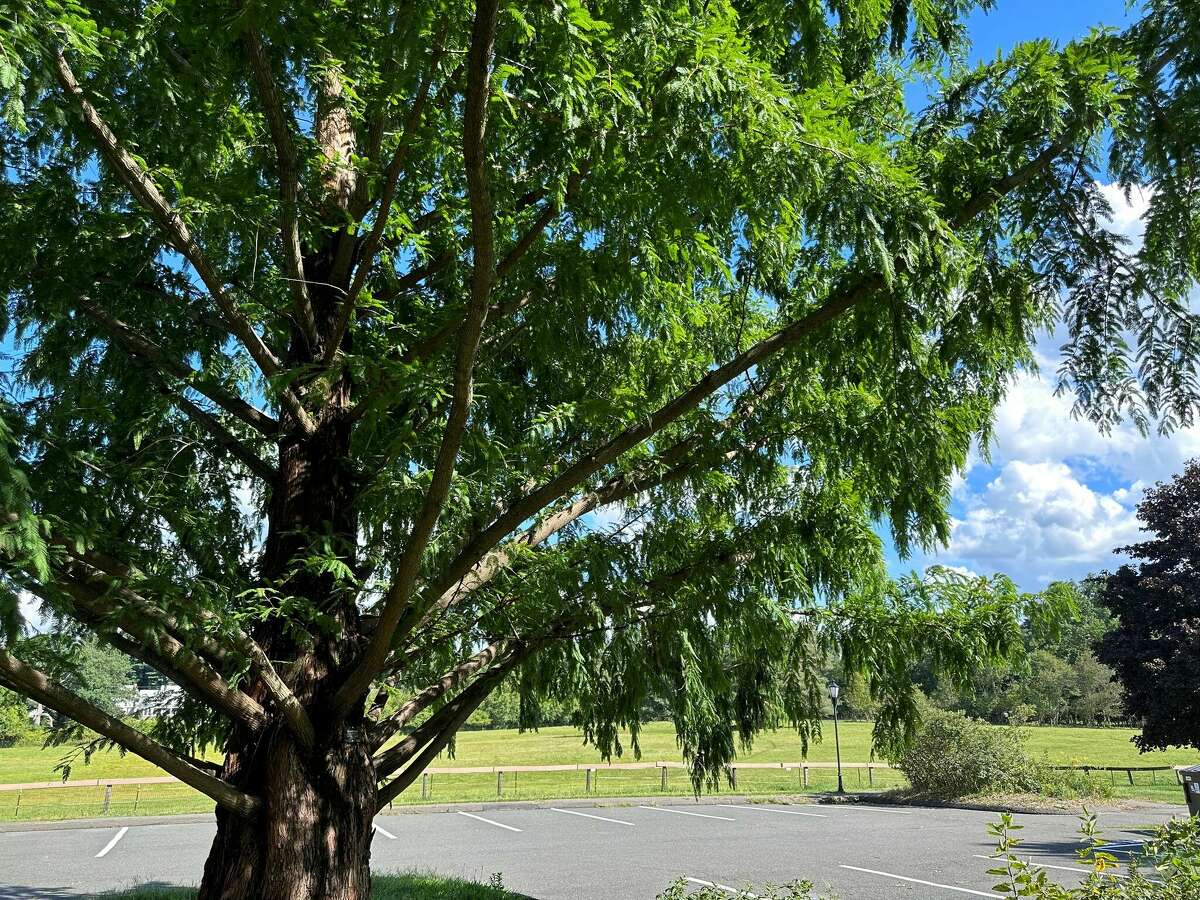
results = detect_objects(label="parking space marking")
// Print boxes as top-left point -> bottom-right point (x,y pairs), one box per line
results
638,806 -> 736,821
95,826 -> 129,859
685,877 -> 759,897
839,864 -> 1001,898
715,804 -> 827,818
457,811 -> 522,833
372,822 -> 397,840
550,808 -> 635,826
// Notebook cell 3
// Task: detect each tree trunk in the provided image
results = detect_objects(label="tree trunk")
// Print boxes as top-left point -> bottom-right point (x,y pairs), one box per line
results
197,724 -> 377,900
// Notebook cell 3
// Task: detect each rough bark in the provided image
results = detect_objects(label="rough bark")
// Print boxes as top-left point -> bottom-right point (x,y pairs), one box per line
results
197,726 -> 375,900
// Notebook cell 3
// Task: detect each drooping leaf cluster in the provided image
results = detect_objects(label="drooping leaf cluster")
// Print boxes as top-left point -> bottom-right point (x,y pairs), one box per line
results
0,0 -> 1194,795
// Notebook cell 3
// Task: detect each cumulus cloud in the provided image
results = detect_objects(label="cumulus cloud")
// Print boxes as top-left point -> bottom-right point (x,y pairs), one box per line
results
904,182 -> 1200,588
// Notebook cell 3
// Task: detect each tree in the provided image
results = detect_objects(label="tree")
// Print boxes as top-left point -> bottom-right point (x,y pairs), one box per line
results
1097,459 -> 1200,751
0,0 -> 1197,896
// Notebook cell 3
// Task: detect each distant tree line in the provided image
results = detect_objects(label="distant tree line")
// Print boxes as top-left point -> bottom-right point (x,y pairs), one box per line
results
820,579 -> 1126,729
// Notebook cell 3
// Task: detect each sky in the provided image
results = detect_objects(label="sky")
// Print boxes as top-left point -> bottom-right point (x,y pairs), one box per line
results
883,0 -> 1180,591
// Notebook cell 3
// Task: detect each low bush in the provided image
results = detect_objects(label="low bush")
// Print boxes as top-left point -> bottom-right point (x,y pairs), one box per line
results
987,811 -> 1200,899
897,710 -> 1042,798
897,710 -> 1110,800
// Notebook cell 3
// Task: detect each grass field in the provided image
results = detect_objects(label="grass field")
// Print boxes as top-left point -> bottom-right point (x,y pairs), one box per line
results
1,721 -> 1194,822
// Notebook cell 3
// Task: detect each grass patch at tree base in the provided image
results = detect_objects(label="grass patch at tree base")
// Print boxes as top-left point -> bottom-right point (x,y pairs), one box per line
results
95,872 -> 525,899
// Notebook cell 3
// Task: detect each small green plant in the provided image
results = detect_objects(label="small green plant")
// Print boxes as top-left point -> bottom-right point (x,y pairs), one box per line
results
984,811 -> 1200,899
487,873 -> 505,890
657,878 -> 822,899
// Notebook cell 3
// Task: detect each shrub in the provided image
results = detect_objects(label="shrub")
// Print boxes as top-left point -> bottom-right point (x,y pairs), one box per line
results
987,811 -> 1200,899
898,710 -> 1043,798
0,698 -> 39,747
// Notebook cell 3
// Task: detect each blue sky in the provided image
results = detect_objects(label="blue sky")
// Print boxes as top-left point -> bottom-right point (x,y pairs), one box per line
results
884,0 -> 1181,591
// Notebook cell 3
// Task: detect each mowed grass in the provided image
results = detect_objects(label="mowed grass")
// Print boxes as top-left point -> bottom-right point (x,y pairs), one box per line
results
1,721 -> 1194,821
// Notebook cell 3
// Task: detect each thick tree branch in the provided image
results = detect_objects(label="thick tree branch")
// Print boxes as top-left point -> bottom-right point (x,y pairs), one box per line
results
244,28 -> 320,351
171,393 -> 276,481
374,650 -> 519,798
78,299 -> 279,436
50,573 -> 270,732
406,442 -> 735,642
334,0 -> 501,713
0,649 -> 261,819
370,638 -> 507,749
48,540 -> 312,747
51,51 -> 287,385
408,142 -> 1072,628
325,32 -> 448,366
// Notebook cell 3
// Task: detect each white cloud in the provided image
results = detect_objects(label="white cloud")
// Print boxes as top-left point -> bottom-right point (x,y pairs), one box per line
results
907,182 -> 1200,587
947,460 -> 1142,584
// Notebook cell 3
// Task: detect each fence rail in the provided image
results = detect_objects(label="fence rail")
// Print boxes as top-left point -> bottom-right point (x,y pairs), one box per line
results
0,763 -> 1188,819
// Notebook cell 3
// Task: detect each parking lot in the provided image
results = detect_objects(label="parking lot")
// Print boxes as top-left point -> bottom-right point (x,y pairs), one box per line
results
0,799 -> 1185,899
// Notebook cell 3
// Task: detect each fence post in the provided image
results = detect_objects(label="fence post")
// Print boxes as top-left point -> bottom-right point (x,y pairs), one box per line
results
13,791 -> 20,818
132,786 -> 141,815
102,784 -> 112,816
497,770 -> 504,798
661,765 -> 668,792
1127,769 -> 1135,786
585,768 -> 592,793
730,767 -> 737,791
867,764 -> 873,787
802,765 -> 808,788
421,773 -> 429,800
1151,769 -> 1157,785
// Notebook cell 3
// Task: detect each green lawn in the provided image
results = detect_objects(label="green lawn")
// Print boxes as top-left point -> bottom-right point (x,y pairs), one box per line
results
1,721 -> 1194,822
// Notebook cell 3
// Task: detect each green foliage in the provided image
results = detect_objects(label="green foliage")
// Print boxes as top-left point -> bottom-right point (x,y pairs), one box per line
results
0,685 -> 39,747
897,709 -> 1112,801
1098,459 -> 1200,751
657,879 -> 821,899
0,0 -> 1196,845
94,871 -> 524,899
898,709 -> 1042,798
987,812 -> 1200,899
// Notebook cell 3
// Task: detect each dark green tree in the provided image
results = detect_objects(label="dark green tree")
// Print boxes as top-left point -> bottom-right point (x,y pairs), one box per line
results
0,0 -> 1197,895
1098,460 -> 1200,751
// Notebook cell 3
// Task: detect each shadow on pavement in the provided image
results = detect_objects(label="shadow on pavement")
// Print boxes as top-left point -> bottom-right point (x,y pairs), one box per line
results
0,882 -> 190,899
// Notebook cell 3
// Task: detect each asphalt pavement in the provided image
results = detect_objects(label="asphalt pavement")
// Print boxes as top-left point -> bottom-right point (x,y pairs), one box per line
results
0,798 -> 1186,899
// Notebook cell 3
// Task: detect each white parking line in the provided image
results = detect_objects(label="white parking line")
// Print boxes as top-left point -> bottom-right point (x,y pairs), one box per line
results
457,811 -> 522,832
373,822 -> 397,840
95,826 -> 129,858
550,807 -> 635,826
714,804 -> 827,818
685,877 -> 760,897
638,805 -> 736,821
840,865 -> 1001,898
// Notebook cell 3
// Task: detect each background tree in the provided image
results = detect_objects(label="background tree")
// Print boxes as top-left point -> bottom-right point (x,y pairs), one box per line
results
1098,459 -> 1200,751
918,579 -> 1125,727
0,0 -> 1198,896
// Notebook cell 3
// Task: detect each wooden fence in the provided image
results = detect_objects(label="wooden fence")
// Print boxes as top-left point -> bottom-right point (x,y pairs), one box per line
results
0,762 -> 1188,816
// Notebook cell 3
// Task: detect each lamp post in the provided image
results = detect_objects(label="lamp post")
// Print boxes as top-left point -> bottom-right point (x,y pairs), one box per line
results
828,681 -> 845,794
